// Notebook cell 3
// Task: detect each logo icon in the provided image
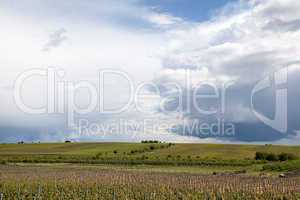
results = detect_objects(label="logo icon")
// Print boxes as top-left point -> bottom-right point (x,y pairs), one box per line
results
251,67 -> 288,133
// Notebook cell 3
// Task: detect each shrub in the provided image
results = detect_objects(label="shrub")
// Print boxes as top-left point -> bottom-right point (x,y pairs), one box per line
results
141,155 -> 148,160
96,152 -> 102,158
266,153 -> 279,161
255,152 -> 267,160
256,152 -> 297,162
278,153 -> 289,161
0,160 -> 7,165
262,160 -> 300,172
141,140 -> 161,144
149,145 -> 155,150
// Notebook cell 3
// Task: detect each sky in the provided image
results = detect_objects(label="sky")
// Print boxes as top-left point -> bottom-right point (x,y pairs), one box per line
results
0,0 -> 300,144
142,0 -> 237,21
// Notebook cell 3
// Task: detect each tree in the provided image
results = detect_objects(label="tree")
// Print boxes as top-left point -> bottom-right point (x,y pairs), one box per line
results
266,153 -> 279,161
255,152 -> 267,160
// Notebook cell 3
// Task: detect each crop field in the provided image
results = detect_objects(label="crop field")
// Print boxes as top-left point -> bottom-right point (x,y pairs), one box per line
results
0,164 -> 299,200
0,143 -> 299,199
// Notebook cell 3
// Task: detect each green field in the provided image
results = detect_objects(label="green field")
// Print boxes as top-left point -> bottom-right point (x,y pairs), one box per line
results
0,142 -> 299,173
1,142 -> 299,159
0,143 -> 299,199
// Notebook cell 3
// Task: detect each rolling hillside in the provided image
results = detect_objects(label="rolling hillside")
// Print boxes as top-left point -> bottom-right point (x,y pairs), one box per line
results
0,142 -> 299,160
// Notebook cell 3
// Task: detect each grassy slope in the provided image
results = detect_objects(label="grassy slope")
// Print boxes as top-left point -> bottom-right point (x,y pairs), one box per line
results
0,143 -> 299,160
142,144 -> 300,159
0,143 -> 147,155
0,143 -> 299,175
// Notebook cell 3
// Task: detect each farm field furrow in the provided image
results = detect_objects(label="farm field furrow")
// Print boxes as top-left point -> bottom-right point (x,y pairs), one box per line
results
0,164 -> 299,200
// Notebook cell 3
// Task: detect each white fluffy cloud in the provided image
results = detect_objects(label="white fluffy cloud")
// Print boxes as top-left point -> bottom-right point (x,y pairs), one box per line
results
159,0 -> 300,84
154,0 -> 300,116
0,0 -> 167,126
147,13 -> 183,27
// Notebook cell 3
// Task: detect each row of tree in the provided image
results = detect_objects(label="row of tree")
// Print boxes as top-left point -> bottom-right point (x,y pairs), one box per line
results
255,152 -> 297,161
